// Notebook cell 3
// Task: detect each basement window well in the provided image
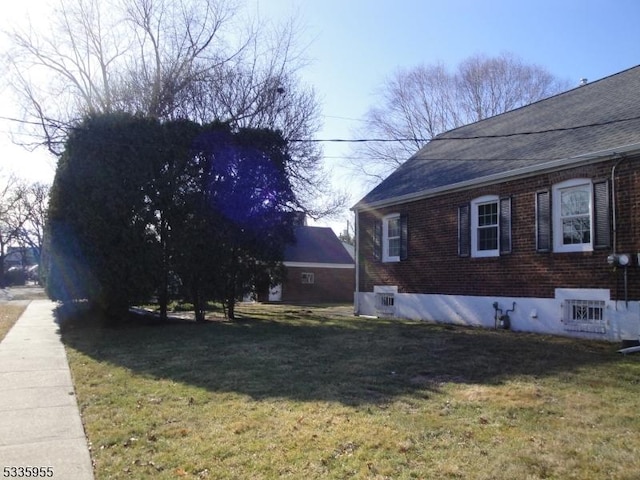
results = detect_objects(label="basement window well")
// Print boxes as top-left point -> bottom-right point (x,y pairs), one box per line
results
562,299 -> 606,334
374,285 -> 397,316
375,293 -> 395,315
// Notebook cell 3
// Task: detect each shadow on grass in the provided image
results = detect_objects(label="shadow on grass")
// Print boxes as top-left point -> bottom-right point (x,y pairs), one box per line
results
57,303 -> 622,406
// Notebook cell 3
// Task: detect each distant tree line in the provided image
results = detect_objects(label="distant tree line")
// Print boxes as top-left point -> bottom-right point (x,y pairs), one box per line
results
44,113 -> 296,321
0,176 -> 49,287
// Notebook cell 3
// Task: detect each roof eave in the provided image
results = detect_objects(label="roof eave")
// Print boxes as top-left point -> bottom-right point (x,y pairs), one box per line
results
352,142 -> 640,212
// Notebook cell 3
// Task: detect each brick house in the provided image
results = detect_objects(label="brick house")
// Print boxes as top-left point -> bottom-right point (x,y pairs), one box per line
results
353,65 -> 640,342
265,225 -> 355,303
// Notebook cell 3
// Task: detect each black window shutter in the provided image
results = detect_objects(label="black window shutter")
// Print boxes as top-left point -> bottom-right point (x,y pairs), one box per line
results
400,214 -> 408,260
593,180 -> 611,249
499,197 -> 512,254
373,220 -> 382,261
536,190 -> 551,252
458,204 -> 470,257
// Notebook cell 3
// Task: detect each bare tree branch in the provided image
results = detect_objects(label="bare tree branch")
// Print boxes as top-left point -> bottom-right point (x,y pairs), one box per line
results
351,53 -> 570,184
3,0 -> 341,217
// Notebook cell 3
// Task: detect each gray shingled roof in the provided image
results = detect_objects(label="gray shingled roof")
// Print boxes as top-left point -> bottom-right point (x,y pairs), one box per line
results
284,226 -> 354,265
356,65 -> 640,208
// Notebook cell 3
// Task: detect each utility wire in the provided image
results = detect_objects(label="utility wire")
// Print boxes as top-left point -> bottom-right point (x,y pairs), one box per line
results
289,114 -> 640,143
3,113 -> 640,145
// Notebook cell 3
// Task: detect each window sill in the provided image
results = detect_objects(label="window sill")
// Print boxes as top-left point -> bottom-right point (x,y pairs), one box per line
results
554,245 -> 593,253
382,256 -> 400,263
472,250 -> 499,258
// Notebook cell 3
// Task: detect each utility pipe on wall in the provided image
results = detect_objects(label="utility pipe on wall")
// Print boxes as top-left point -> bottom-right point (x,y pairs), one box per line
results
611,154 -> 627,255
610,154 -> 630,308
354,211 -> 360,315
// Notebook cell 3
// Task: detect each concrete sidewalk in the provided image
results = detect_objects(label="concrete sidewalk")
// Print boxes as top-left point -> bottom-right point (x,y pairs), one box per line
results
0,300 -> 94,479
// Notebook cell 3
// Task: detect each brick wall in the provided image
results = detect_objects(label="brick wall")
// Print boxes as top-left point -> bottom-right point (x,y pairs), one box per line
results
358,157 -> 640,301
282,266 -> 354,303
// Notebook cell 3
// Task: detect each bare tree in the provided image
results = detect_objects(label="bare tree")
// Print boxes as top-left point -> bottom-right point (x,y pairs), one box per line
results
356,62 -> 460,178
4,0 -> 130,152
4,0 -> 244,151
174,15 -> 344,218
456,52 -> 564,121
352,53 -> 570,183
3,0 -> 343,216
0,175 -> 31,286
17,182 -> 50,265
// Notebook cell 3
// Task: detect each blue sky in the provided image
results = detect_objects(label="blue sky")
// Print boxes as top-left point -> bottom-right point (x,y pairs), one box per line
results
259,0 -> 640,127
1,0 -> 639,231
253,0 -> 640,230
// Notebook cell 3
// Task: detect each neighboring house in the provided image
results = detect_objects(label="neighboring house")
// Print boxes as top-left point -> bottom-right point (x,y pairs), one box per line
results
353,65 -> 640,342
4,246 -> 38,270
264,225 -> 355,303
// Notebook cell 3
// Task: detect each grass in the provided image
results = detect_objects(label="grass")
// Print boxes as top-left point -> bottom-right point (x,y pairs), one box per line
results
60,303 -> 640,479
0,303 -> 27,341
0,286 -> 48,342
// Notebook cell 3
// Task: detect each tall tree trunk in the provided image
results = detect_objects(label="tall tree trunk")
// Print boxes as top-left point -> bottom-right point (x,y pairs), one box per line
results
226,249 -> 238,320
0,252 -> 6,288
159,216 -> 168,321
227,296 -> 236,320
192,282 -> 205,323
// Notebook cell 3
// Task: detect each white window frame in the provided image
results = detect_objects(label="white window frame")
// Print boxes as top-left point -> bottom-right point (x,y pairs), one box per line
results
552,179 -> 593,253
382,213 -> 401,262
301,272 -> 314,284
471,195 -> 499,258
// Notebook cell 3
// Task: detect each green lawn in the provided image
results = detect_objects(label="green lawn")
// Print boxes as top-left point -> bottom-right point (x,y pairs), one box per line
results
61,303 -> 640,479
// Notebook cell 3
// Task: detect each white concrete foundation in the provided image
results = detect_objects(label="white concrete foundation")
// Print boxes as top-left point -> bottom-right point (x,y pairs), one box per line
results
355,288 -> 640,342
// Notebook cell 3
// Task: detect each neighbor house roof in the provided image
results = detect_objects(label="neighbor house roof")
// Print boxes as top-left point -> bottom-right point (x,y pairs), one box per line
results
284,226 -> 354,265
356,65 -> 640,209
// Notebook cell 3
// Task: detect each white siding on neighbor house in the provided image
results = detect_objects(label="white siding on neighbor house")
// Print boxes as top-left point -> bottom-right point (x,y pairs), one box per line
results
355,289 -> 640,342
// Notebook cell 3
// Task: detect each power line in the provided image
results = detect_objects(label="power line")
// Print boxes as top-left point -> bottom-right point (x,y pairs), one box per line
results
321,115 -> 367,123
323,155 -> 574,163
3,113 -> 640,145
291,137 -> 419,143
290,114 -> 640,143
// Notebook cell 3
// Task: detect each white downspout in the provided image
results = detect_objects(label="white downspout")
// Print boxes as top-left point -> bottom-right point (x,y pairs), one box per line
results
354,209 -> 360,315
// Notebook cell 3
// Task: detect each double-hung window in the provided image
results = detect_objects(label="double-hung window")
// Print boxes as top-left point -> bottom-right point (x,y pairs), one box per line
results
535,178 -> 610,253
554,180 -> 592,252
459,196 -> 511,258
472,196 -> 499,257
373,214 -> 408,263
385,214 -> 401,261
